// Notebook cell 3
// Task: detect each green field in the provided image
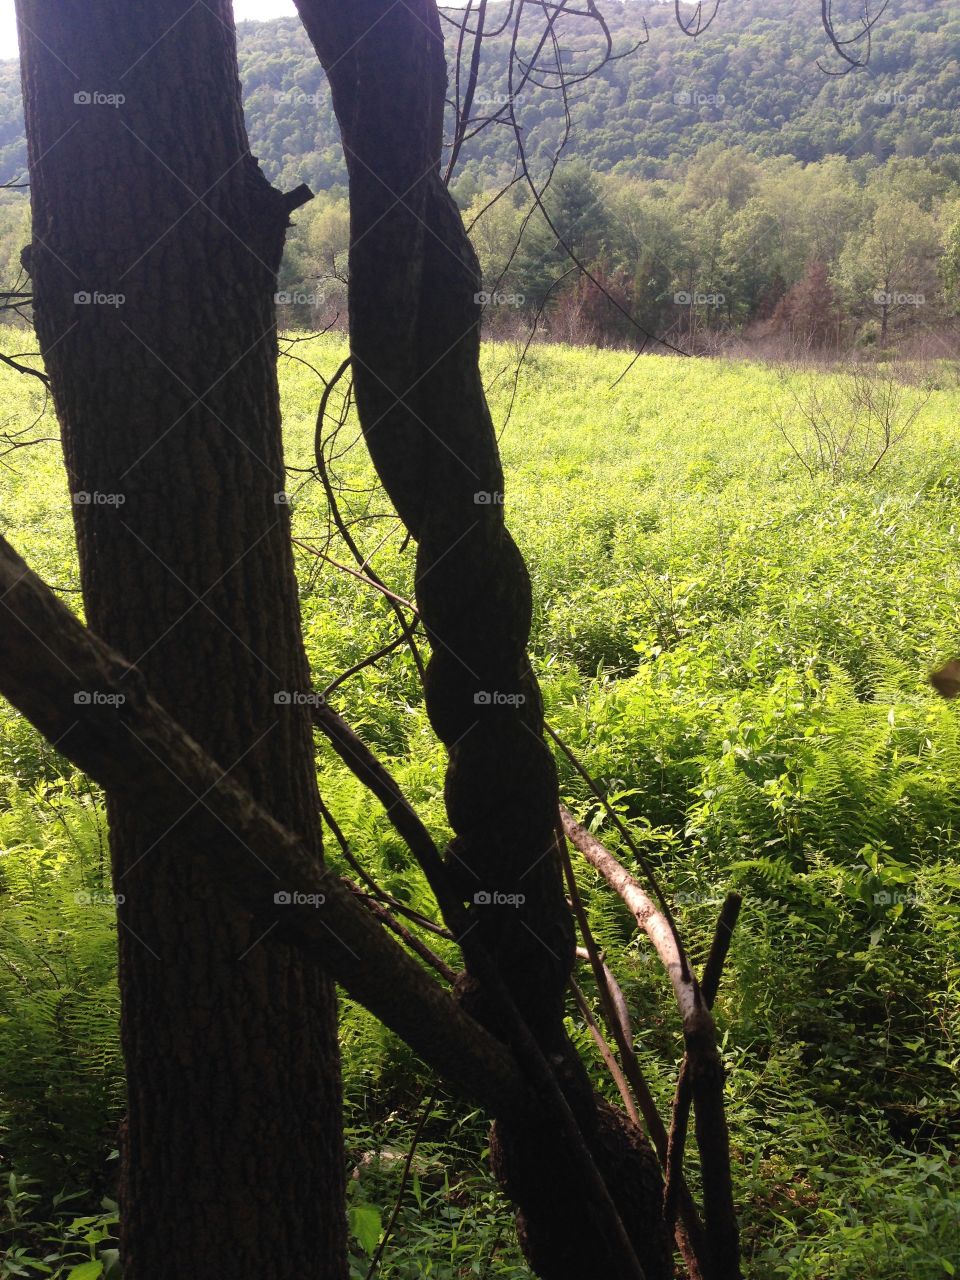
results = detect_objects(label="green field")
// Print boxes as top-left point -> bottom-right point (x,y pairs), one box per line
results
1,334 -> 959,1278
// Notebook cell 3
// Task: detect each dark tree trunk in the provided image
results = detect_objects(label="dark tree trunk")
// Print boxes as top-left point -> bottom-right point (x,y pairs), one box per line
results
15,3 -> 346,1276
293,4 -> 671,1277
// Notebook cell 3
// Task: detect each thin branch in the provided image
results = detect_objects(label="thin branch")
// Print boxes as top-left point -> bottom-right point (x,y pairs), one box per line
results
352,889 -> 457,983
818,0 -> 890,74
664,894 -> 742,1229
548,725 -> 691,982
570,978 -> 638,1122
675,1 -> 722,37
312,356 -> 427,684
365,1084 -> 440,1280
561,821 -> 710,1278
0,352 -> 50,386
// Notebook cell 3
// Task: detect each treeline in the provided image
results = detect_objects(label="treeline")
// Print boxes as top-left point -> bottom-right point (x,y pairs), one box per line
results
276,147 -> 960,354
3,145 -> 958,354
0,0 -> 958,189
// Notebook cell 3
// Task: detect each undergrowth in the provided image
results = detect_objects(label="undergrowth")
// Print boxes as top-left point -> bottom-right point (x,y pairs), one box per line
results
1,337 -> 958,1277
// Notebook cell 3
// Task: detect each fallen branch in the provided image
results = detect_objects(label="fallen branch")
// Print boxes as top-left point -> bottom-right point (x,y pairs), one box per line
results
561,806 -> 742,1279
664,894 -> 742,1230
563,824 -> 709,1279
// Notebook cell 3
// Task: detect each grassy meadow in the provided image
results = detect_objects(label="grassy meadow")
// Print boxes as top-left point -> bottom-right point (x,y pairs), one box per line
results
1,332 -> 959,1278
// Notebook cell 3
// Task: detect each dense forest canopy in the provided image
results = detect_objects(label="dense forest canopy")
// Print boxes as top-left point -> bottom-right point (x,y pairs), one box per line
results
3,1 -> 959,353
0,0 -> 957,191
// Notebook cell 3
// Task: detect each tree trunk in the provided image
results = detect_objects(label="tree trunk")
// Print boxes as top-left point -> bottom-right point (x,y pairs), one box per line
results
293,4 -> 671,1277
15,3 -> 346,1275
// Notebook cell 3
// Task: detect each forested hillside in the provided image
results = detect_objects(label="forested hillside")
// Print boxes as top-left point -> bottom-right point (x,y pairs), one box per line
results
0,0 -> 957,190
2,3 -> 959,355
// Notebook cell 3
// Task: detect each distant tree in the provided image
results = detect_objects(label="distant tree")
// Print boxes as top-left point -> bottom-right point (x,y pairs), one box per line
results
942,205 -> 960,312
838,194 -> 941,344
773,259 -> 844,349
680,143 -> 759,212
463,186 -> 526,311
719,198 -> 785,323
751,158 -> 865,288
514,160 -> 612,310
606,180 -> 685,337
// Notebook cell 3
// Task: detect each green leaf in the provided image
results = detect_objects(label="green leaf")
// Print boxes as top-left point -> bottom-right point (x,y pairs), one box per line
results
100,1248 -> 121,1278
66,1262 -> 103,1280
348,1203 -> 382,1257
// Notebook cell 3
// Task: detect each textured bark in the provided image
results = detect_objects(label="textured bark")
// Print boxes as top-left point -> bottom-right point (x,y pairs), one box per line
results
14,3 -> 345,1275
292,4 -> 671,1277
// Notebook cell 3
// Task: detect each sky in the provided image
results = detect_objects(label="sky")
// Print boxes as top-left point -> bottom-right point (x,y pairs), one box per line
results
0,1 -> 299,61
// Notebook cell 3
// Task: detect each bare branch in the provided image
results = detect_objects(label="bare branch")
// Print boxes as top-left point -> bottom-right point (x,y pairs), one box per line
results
561,808 -> 741,1277
818,0 -> 890,74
